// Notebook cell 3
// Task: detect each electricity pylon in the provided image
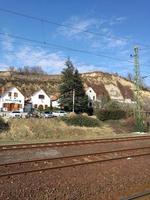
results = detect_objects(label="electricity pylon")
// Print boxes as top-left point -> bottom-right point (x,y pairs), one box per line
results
133,46 -> 144,132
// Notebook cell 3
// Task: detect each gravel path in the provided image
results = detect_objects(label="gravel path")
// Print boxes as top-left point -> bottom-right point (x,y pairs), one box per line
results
0,139 -> 150,200
0,156 -> 150,200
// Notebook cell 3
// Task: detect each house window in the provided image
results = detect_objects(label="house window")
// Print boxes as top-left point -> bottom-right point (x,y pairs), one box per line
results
93,96 -> 95,101
45,105 -> 48,109
18,104 -> 22,108
3,103 -> 7,108
8,92 -> 11,97
39,95 -> 45,99
34,104 -> 37,108
14,92 -> 18,97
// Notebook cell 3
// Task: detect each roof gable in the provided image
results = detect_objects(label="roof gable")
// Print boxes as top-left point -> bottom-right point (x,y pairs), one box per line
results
31,89 -> 50,99
0,86 -> 24,98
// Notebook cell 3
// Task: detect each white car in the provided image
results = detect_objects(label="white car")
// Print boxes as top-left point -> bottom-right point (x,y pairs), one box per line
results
41,111 -> 54,118
52,111 -> 67,117
9,111 -> 23,118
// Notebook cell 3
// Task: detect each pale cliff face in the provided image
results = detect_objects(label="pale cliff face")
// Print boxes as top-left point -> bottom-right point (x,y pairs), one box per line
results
0,71 -> 149,105
105,84 -> 124,101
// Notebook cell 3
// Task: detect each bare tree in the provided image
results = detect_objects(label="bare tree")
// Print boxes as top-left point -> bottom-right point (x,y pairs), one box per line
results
7,66 -> 16,72
16,66 -> 46,75
126,73 -> 133,81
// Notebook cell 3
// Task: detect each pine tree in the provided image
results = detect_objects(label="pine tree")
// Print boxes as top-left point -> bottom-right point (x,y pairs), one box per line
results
73,69 -> 88,113
59,59 -> 88,113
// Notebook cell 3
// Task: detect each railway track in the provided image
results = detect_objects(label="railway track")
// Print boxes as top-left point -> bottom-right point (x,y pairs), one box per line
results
120,190 -> 150,200
0,135 -> 150,151
0,146 -> 150,178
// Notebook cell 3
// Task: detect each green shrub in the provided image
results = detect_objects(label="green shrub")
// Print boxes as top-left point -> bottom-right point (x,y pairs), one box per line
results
104,100 -> 121,111
0,117 -> 9,132
96,109 -> 126,121
62,115 -> 100,127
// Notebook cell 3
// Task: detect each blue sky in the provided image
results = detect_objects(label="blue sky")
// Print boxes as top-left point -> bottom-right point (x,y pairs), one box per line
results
0,0 -> 150,85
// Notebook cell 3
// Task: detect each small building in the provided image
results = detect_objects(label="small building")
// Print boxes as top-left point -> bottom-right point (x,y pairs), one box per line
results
0,86 -> 25,112
51,95 -> 60,108
30,89 -> 50,110
86,87 -> 97,107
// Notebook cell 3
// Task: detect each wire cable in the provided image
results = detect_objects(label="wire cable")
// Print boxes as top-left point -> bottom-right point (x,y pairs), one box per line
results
0,32 -> 133,63
0,7 -> 148,48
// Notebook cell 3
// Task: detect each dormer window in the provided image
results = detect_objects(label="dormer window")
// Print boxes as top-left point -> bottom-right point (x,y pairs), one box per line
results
39,94 -> 44,99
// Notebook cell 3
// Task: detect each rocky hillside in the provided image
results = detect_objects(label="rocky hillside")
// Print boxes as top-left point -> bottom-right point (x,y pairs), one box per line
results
0,71 -> 150,102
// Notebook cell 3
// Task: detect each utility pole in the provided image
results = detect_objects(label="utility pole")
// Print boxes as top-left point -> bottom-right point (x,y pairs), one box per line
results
72,89 -> 75,113
133,46 -> 144,132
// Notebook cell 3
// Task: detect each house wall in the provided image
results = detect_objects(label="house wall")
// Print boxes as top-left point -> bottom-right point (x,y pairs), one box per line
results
0,87 -> 24,112
30,89 -> 50,109
86,87 -> 97,101
52,99 -> 60,108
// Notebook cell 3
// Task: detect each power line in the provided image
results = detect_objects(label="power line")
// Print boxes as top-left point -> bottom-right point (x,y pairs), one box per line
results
0,32 -> 133,63
0,7 -> 149,48
0,7 -> 106,37
7,52 -> 134,72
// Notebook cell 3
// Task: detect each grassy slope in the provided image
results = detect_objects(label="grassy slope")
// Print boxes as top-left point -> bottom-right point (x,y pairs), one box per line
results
0,117 -> 148,145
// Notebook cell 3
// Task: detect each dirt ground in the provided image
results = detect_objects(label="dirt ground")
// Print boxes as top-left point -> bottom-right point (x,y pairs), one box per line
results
0,138 -> 150,200
0,156 -> 150,200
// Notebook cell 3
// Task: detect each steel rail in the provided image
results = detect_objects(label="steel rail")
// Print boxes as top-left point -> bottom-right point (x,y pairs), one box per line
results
0,135 -> 150,151
120,190 -> 150,200
0,146 -> 150,167
0,147 -> 150,178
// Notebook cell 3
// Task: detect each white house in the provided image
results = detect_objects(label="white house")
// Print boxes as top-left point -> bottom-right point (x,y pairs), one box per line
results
0,87 -> 25,112
86,87 -> 97,107
51,95 -> 60,108
30,89 -> 50,110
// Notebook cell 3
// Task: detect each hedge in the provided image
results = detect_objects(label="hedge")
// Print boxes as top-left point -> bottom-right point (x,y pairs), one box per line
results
96,109 -> 126,121
0,117 -> 9,132
62,115 -> 100,127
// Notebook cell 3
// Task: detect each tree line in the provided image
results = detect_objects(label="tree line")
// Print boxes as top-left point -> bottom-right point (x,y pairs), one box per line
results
8,66 -> 46,75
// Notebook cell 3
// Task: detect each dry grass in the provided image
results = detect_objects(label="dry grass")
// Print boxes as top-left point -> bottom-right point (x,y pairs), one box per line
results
0,118 -> 116,143
0,118 -> 148,144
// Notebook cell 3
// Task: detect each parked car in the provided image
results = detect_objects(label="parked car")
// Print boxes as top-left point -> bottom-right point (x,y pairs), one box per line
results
26,110 -> 41,118
52,110 -> 67,117
9,111 -> 23,118
41,111 -> 53,118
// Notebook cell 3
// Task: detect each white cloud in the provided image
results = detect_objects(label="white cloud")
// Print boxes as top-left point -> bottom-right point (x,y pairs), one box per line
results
57,15 -> 128,50
105,37 -> 127,48
2,46 -> 66,73
1,34 -> 14,51
58,16 -> 100,39
1,40 -> 110,74
0,63 -> 9,71
109,16 -> 126,26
